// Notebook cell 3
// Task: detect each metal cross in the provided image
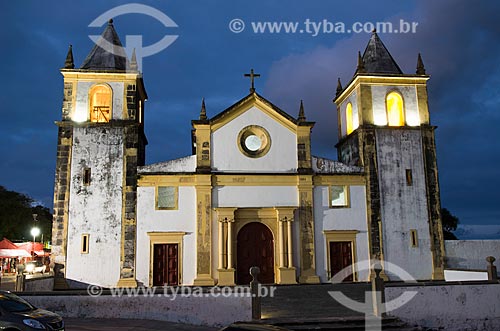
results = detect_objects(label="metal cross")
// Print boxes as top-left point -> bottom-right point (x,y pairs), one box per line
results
244,69 -> 261,93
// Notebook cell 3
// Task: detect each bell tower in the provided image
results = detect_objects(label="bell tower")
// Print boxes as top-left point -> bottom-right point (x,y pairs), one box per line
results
334,31 -> 445,280
51,20 -> 147,287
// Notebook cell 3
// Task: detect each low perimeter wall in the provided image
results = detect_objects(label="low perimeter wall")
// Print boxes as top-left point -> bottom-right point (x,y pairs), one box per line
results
22,288 -> 252,327
24,275 -> 54,292
386,283 -> 500,331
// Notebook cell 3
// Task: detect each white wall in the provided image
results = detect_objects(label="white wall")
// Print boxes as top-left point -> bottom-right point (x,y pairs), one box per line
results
22,292 -> 252,327
445,240 -> 500,270
371,85 -> 419,126
314,185 -> 370,282
213,186 -> 298,208
66,127 -> 123,287
211,106 -> 297,172
74,81 -> 124,121
386,284 -> 500,331
444,270 -> 488,281
376,129 -> 433,280
136,186 -> 197,286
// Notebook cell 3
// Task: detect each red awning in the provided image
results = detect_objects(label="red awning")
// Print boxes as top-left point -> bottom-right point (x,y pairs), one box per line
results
34,250 -> 50,257
0,249 -> 31,258
0,238 -> 18,249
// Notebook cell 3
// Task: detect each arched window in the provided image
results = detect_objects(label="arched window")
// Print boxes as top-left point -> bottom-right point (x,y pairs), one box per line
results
89,84 -> 112,123
346,103 -> 353,135
386,92 -> 404,126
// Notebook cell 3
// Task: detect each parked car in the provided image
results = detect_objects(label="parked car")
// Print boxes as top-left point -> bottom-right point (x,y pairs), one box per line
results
24,261 -> 45,274
219,323 -> 291,331
0,290 -> 64,330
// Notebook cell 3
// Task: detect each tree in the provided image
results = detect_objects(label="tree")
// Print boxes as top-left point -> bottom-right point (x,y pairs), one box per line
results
0,185 -> 52,242
441,208 -> 459,240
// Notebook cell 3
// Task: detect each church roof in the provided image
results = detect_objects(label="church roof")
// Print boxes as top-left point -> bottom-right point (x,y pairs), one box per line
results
312,156 -> 363,174
138,155 -> 196,174
361,31 -> 403,74
208,92 -> 307,127
80,19 -> 128,71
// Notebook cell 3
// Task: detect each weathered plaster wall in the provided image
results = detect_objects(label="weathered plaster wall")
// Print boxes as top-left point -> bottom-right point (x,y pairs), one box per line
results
386,283 -> 500,330
66,127 -> 124,287
376,129 -> 433,280
445,240 -> 500,270
22,292 -> 252,327
211,106 -> 297,172
136,186 -> 197,286
314,185 -> 370,282
371,85 -> 419,126
74,82 -> 124,121
213,186 -> 298,208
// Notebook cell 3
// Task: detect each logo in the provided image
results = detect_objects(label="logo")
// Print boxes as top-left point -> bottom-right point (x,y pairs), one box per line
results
89,3 -> 178,71
329,260 -> 418,331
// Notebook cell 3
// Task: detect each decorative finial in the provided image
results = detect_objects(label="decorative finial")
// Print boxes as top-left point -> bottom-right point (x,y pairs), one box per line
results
336,77 -> 343,96
64,44 -> 74,69
372,28 -> 377,34
130,48 -> 138,71
356,51 -> 365,73
199,98 -> 207,121
244,69 -> 261,93
108,18 -> 114,25
416,53 -> 426,75
298,100 -> 306,122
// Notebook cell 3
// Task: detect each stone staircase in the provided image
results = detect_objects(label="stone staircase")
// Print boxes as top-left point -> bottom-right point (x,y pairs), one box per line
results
260,283 -> 421,330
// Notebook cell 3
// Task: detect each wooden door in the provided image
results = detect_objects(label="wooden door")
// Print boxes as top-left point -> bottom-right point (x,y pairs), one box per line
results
329,241 -> 353,281
153,243 -> 178,286
237,222 -> 274,284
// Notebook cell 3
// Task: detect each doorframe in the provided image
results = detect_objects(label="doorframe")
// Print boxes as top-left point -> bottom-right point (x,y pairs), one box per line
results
234,208 -> 278,283
147,232 -> 185,287
323,230 -> 359,281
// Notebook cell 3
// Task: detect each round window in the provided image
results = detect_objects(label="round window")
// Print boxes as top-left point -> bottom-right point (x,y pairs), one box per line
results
238,126 -> 271,158
244,135 -> 262,151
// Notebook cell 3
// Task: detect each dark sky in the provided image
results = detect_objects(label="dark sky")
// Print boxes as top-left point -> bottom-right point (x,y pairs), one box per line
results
1,1 -> 499,237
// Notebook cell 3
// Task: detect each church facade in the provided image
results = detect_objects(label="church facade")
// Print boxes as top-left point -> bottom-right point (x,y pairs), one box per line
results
51,21 -> 445,288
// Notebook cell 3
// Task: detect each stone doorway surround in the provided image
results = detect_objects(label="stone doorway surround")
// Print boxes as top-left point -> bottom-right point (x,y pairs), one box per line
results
215,207 -> 297,285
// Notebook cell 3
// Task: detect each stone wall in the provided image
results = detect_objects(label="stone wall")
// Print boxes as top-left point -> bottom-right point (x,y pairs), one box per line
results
24,275 -> 54,292
21,290 -> 251,327
445,240 -> 500,270
386,283 -> 500,331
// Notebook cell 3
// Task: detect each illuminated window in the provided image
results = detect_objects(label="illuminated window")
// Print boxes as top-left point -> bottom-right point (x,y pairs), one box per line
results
89,84 -> 112,123
386,92 -> 404,126
81,234 -> 89,254
346,103 -> 353,135
330,185 -> 350,208
156,186 -> 178,210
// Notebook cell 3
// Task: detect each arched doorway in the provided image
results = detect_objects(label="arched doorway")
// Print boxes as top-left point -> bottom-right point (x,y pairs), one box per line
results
237,222 -> 274,284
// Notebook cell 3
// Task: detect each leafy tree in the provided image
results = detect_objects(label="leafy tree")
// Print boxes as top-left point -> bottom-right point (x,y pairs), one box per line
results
0,185 -> 52,242
441,208 -> 459,240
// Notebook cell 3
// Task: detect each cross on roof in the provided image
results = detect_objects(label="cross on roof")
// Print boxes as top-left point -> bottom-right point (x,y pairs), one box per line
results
244,68 -> 260,93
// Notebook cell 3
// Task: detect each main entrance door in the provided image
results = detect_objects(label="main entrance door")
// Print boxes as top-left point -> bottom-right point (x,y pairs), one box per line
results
152,243 -> 179,286
237,222 -> 274,284
329,241 -> 353,281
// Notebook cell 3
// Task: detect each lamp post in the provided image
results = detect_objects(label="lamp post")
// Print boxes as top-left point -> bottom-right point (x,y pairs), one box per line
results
30,227 -> 40,259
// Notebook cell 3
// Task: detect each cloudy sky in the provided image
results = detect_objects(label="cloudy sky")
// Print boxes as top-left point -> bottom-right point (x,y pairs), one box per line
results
1,0 -> 499,237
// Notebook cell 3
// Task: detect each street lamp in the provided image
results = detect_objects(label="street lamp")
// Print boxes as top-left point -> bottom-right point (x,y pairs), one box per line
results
30,227 -> 40,259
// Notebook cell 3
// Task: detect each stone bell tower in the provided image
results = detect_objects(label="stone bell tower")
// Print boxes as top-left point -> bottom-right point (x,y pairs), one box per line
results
51,20 -> 147,287
334,31 -> 445,280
